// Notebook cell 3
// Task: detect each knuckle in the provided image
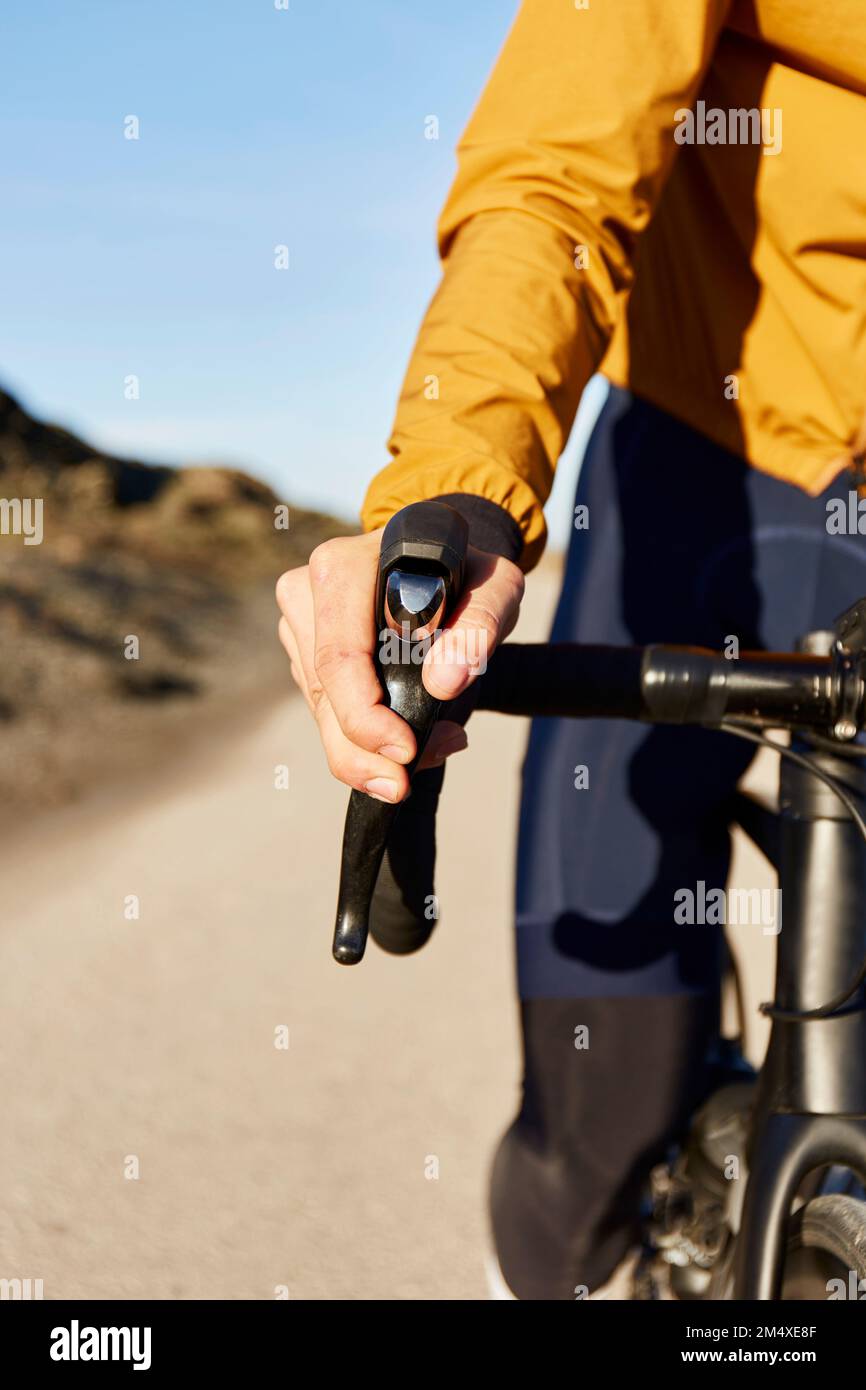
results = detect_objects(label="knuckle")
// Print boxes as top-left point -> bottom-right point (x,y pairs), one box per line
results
325,747 -> 356,787
275,567 -> 304,612
308,538 -> 343,586
463,601 -> 503,642
339,705 -> 369,747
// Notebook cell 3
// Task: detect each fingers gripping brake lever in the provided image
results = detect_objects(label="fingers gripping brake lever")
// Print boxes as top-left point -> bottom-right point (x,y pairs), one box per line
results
332,501 -> 468,964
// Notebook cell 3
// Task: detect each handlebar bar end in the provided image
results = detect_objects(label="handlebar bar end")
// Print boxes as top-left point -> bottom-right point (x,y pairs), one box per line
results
332,919 -> 367,966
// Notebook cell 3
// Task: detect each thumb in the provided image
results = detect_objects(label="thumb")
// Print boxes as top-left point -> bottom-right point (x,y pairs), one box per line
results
421,548 -> 524,701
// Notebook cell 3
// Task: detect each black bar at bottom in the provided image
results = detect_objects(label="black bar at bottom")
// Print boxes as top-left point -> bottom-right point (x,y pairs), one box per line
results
4,1296 -> 862,1371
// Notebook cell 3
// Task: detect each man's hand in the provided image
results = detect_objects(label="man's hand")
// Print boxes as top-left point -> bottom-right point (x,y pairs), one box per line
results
276,530 -> 524,803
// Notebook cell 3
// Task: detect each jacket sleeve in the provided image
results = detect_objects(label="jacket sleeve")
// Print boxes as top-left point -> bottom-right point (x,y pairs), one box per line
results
361,0 -> 731,569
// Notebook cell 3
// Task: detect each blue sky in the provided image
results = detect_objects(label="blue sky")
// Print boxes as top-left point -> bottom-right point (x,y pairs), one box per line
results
1,0 -> 603,549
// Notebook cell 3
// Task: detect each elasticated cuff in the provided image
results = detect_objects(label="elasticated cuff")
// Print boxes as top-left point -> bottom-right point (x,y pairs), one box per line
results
430,493 -> 524,563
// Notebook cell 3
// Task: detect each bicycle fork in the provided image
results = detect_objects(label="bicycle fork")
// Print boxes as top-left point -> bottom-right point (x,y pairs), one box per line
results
733,736 -> 866,1299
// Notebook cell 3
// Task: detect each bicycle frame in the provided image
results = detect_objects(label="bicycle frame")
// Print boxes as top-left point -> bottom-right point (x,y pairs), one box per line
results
731,735 -> 866,1299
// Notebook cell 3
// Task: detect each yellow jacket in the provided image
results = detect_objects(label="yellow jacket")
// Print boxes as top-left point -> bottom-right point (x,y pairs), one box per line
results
361,0 -> 866,570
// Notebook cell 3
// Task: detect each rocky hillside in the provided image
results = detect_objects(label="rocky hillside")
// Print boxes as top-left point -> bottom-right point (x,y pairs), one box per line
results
0,388 -> 355,811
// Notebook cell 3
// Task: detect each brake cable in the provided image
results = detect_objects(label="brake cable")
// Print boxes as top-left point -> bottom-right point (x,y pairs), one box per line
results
796,729 -> 866,758
717,721 -> 866,1022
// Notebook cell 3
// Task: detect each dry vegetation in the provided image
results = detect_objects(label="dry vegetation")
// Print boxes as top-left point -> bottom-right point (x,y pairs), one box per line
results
0,388 -> 354,811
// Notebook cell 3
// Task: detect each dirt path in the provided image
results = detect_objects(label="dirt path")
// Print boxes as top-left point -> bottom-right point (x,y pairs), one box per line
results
0,559 -> 774,1300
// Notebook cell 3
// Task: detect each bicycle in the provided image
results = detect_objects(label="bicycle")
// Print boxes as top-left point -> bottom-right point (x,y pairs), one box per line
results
330,500 -> 866,1302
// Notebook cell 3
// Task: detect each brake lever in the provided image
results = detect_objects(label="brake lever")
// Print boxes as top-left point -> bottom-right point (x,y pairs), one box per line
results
331,501 -> 468,964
